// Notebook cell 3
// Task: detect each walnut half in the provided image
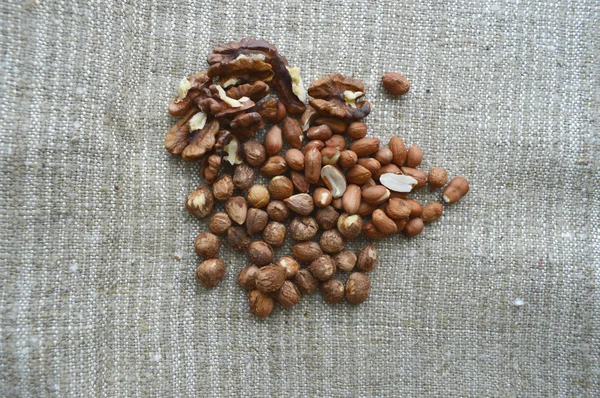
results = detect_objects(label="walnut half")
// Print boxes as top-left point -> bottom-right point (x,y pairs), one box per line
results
307,73 -> 371,120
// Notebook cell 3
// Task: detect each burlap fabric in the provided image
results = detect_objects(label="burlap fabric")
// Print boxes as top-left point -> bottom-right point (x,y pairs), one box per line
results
1,0 -> 599,396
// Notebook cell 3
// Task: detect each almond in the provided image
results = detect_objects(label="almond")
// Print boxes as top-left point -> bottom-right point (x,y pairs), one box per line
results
372,209 -> 398,235
321,165 -> 347,198
260,156 -> 288,176
284,148 -> 305,171
282,116 -> 304,149
361,185 -> 390,205
346,164 -> 372,185
341,184 -> 361,214
400,167 -> 427,189
389,136 -> 407,166
304,147 -> 322,184
264,125 -> 283,156
349,138 -> 380,157
284,193 -> 314,216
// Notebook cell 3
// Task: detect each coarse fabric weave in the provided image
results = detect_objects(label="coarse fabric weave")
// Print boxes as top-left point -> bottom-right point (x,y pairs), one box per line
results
1,0 -> 599,396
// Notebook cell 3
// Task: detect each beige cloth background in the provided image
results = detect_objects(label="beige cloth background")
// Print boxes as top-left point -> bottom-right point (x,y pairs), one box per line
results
1,0 -> 599,396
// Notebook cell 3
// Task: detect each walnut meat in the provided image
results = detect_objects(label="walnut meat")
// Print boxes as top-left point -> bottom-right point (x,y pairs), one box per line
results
307,73 -> 371,120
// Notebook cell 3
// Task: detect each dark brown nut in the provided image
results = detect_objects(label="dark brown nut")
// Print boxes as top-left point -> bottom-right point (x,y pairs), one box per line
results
284,193 -> 314,216
196,258 -> 226,287
443,177 -> 469,203
268,176 -> 294,200
302,139 -> 325,156
226,80 -> 270,101
290,170 -> 310,193
307,124 -> 332,141
304,147 -> 322,185
315,206 -> 339,230
372,209 -> 397,235
227,226 -> 251,251
225,196 -> 248,225
266,200 -> 290,222
320,229 -> 345,254
308,255 -> 336,281
207,55 -> 274,84
212,174 -> 234,201
357,158 -> 381,175
422,202 -> 443,222
264,125 -> 283,156
168,95 -> 193,118
289,216 -> 319,241
361,185 -> 390,206
345,272 -> 371,304
332,197 -> 344,210
321,279 -> 345,303
403,218 -> 424,237
428,167 -> 448,189
374,147 -> 393,165
197,88 -> 255,119
272,56 -> 307,115
186,186 -> 215,218
255,264 -> 285,292
295,269 -> 318,294
194,232 -> 221,259
394,218 -> 408,232
300,106 -> 318,132
314,117 -> 347,133
403,198 -> 423,218
285,148 -> 305,171
325,134 -> 347,151
313,187 -> 333,208
168,72 -> 211,116
291,241 -> 323,264
382,72 -> 410,96
282,116 -> 304,149
274,280 -> 301,307
233,163 -> 255,190
406,145 -> 423,167
247,241 -> 274,266
357,244 -> 377,272
400,167 -> 427,189
201,153 -> 222,185
167,116 -> 220,162
275,256 -> 301,279
362,221 -> 386,240
252,97 -> 280,121
349,138 -> 380,157
230,112 -> 264,140
262,221 -> 287,247
389,136 -> 407,166
357,202 -> 377,216
246,185 -> 270,208
333,250 -> 357,272
308,73 -> 371,120
385,198 -> 412,219
373,163 -> 401,181
249,289 -> 274,318
346,121 -> 367,139
321,147 -> 341,165
346,164 -> 372,185
210,212 -> 232,235
338,150 -> 358,168
341,184 -> 362,214
260,156 -> 288,176
238,265 -> 260,290
336,213 -> 363,240
246,208 -> 269,235
243,140 -> 267,167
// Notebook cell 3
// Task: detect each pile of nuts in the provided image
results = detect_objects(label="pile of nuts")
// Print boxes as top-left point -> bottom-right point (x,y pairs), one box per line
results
165,38 -> 469,318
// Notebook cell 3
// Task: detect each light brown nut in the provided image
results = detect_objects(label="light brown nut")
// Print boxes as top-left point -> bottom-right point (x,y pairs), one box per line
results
268,176 -> 294,200
371,209 -> 398,235
346,121 -> 367,139
374,147 -> 393,165
313,187 -> 333,208
247,241 -> 274,266
345,272 -> 371,304
264,125 -> 283,156
308,255 -> 336,281
389,191 -> 408,199
394,218 -> 408,232
266,200 -> 290,222
315,206 -> 340,230
232,164 -> 255,191
400,167 -> 427,189
284,148 -> 305,171
238,265 -> 259,290
260,156 -> 288,176
346,164 -> 372,185
291,241 -> 323,264
274,280 -> 301,308
361,178 -> 376,189
247,185 -> 270,208
428,167 -> 448,189
275,101 -> 287,122
284,193 -> 314,216
275,256 -> 301,279
422,202 -> 443,222
403,198 -> 423,218
300,106 -> 318,132
342,184 -> 362,214
361,185 -> 390,205
443,177 -> 469,203
349,138 -> 380,157
320,229 -> 345,254
321,279 -> 345,303
382,72 -> 410,96
357,202 -> 377,216
227,226 -> 251,251
357,158 -> 381,175
209,212 -> 232,235
357,244 -> 377,272
246,208 -> 269,235
225,196 -> 248,225
196,258 -> 226,287
249,289 -> 274,318
262,221 -> 287,247
282,116 -> 304,149
321,147 -> 341,165
385,198 -> 412,219
337,213 -> 363,240
373,163 -> 401,181
255,264 -> 285,293
201,153 -> 222,184
212,174 -> 234,201
307,124 -> 332,141
304,147 -> 322,184
321,165 -> 347,198
406,145 -> 423,167
389,136 -> 407,166
362,221 -> 386,239
333,250 -> 357,272
338,150 -> 358,168
289,216 -> 319,241
194,232 -> 221,259
186,186 -> 214,218
295,269 -> 318,294
403,218 -> 424,237
314,117 -> 347,133
325,135 -> 347,151
243,140 -> 267,167
332,197 -> 344,210
290,170 -> 310,193
302,140 -> 325,156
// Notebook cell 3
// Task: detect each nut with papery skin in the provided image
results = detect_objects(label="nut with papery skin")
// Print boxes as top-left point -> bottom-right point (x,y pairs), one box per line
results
357,158 -> 381,175
356,244 -> 377,272
274,280 -> 301,307
314,117 -> 347,133
308,255 -> 336,281
406,145 -> 423,167
320,229 -> 345,254
186,186 -> 215,218
374,147 -> 393,165
249,289 -> 274,318
332,197 -> 343,210
313,187 -> 333,208
325,135 -> 346,151
315,206 -> 339,230
403,198 -> 423,218
443,177 -> 469,203
243,140 -> 267,167
371,209 -> 397,235
210,212 -> 232,235
255,264 -> 285,293
320,147 -> 341,165
291,241 -> 323,264
400,167 -> 427,189
262,221 -> 287,247
196,258 -> 226,287
346,121 -> 367,139
289,216 -> 319,241
275,256 -> 301,279
300,107 -> 318,132
238,265 -> 259,290
247,185 -> 270,208
349,138 -> 380,157
382,72 -> 410,96
268,176 -> 294,200
302,139 -> 325,156
321,279 -> 345,303
403,218 -> 424,237
338,150 -> 358,168
428,167 -> 448,189
212,174 -> 234,201
260,156 -> 288,176
282,116 -> 304,149
345,272 -> 371,304
266,200 -> 290,222
290,170 -> 310,193
227,226 -> 251,251
357,202 -> 377,217
385,198 -> 411,219
321,165 -> 347,198
362,221 -> 386,240
284,194 -> 314,216
194,232 -> 221,259
341,184 -> 362,214
225,196 -> 248,225
247,241 -> 274,266
233,163 -> 255,190
295,269 -> 318,294
304,147 -> 322,185
307,124 -> 332,141
346,165 -> 372,185
361,185 -> 390,206
422,202 -> 443,222
337,213 -> 363,240
389,136 -> 407,167
246,208 -> 269,235
333,250 -> 357,272
373,163 -> 401,181
285,148 -> 305,171
265,125 -> 283,156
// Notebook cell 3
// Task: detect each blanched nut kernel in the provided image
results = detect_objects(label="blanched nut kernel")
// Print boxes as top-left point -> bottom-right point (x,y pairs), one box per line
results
428,167 -> 448,189
274,280 -> 301,308
313,187 -> 333,208
319,229 -> 345,254
356,244 -> 377,272
403,218 -> 424,237
308,255 -> 336,281
262,221 -> 287,247
275,256 -> 301,279
186,186 -> 214,218
422,202 -> 443,222
255,264 -> 285,293
443,177 -> 469,204
320,279 -> 345,303
268,176 -> 294,200
247,241 -> 274,266
196,258 -> 226,287
345,272 -> 371,304
333,250 -> 357,272
247,185 -> 270,208
249,289 -> 274,318
238,265 -> 260,290
209,212 -> 232,235
194,232 -> 221,259
295,269 -> 318,294
266,200 -> 290,222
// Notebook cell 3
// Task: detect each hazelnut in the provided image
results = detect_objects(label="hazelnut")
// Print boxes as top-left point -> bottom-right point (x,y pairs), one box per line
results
238,264 -> 259,290
333,250 -> 357,272
284,194 -> 314,216
290,170 -> 310,193
382,72 -> 410,96
274,280 -> 301,308
346,121 -> 367,139
308,255 -> 336,281
356,244 -> 377,272
315,206 -> 339,230
319,229 -> 345,254
225,196 -> 248,225
264,125 -> 283,156
336,213 -> 363,240
255,264 -> 285,293
194,232 -> 221,259
260,156 -> 288,176
374,147 -> 393,165
291,241 -> 323,264
289,216 -> 319,241
313,187 -> 333,208
275,256 -> 301,279
212,174 -> 234,201
403,218 -> 424,237
406,145 -> 423,167
268,176 -> 294,200
262,221 -> 287,248
243,140 -> 267,167
233,163 -> 255,190
295,269 -> 318,295
320,279 -> 345,303
247,241 -> 274,266
209,212 -> 232,235
186,186 -> 214,218
284,148 -> 305,171
246,208 -> 269,235
338,150 -> 358,168
247,185 -> 270,208
196,258 -> 226,287
266,200 -> 290,222
345,272 -> 371,304
249,289 -> 274,318
227,226 -> 251,251
428,167 -> 448,189
422,202 -> 443,222
442,177 -> 469,204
